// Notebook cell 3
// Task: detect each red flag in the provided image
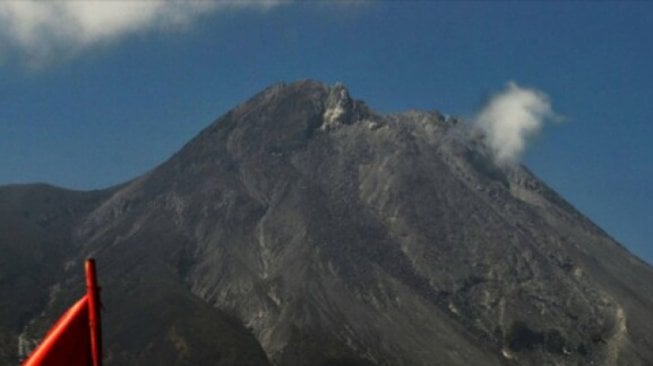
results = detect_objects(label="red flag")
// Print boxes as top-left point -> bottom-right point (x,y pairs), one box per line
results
23,259 -> 102,366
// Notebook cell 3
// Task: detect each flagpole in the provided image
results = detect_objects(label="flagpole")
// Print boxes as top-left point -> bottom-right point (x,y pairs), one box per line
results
85,258 -> 102,366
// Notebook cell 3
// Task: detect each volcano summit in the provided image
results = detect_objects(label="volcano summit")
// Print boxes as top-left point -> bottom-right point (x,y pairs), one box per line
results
2,80 -> 652,366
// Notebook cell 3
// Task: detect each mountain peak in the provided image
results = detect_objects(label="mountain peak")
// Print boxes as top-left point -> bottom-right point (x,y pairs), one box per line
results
244,80 -> 372,132
4,80 -> 653,366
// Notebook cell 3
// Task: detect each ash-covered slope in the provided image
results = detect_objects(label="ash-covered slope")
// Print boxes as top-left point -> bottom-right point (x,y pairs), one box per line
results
4,80 -> 653,366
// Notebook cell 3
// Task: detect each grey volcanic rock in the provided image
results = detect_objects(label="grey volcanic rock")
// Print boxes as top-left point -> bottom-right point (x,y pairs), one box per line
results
1,80 -> 652,365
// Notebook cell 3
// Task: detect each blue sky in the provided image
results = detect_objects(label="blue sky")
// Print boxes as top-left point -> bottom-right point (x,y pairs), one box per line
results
0,2 -> 651,264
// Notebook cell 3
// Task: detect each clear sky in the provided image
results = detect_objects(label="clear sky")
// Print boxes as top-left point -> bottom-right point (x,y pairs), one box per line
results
0,2 -> 651,264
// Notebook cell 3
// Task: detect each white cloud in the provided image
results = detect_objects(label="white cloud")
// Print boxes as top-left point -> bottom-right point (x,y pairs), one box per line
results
474,81 -> 560,164
0,1 -> 277,65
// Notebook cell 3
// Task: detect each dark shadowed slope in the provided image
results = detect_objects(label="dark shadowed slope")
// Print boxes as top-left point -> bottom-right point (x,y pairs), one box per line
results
0,184 -> 113,363
2,80 -> 652,365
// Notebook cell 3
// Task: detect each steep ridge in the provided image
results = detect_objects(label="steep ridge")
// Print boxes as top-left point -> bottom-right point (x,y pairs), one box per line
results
2,80 -> 652,365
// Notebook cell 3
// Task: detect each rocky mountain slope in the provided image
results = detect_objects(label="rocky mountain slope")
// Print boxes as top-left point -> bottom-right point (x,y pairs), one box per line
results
1,80 -> 652,365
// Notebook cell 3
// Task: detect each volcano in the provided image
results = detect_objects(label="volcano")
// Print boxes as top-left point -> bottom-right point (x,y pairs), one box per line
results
2,80 -> 652,365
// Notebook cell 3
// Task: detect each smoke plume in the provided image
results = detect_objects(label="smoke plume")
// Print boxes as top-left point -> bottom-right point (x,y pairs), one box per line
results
474,82 -> 559,164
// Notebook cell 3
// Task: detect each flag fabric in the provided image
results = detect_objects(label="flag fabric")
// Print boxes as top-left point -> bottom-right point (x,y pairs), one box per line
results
22,296 -> 92,366
22,259 -> 102,366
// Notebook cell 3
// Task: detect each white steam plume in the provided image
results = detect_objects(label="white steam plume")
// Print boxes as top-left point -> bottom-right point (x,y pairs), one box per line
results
474,81 -> 559,164
0,1 -> 278,65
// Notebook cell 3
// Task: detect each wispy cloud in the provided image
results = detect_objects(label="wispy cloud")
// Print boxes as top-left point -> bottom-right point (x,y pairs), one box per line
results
0,1 -> 277,66
474,82 -> 561,164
